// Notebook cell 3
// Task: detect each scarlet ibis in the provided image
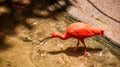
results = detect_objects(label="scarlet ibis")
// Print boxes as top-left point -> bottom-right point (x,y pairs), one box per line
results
38,22 -> 104,56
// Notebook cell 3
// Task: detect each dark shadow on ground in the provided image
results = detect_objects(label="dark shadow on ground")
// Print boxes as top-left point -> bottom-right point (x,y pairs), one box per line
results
48,47 -> 102,57
0,36 -> 12,51
0,0 -> 73,51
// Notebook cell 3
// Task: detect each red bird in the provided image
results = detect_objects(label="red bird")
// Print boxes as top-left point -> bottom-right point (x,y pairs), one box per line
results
38,22 -> 104,56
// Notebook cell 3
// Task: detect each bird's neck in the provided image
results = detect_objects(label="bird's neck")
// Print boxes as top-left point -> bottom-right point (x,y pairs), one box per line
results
53,33 -> 68,40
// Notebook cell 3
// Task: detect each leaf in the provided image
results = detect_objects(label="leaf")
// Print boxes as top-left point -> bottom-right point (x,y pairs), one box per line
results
95,18 -> 107,24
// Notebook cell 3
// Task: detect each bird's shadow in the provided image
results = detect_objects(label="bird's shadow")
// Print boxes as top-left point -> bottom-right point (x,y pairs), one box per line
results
48,47 -> 102,57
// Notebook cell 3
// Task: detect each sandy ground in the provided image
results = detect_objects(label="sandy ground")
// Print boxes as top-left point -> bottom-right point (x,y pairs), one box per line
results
0,0 -> 120,67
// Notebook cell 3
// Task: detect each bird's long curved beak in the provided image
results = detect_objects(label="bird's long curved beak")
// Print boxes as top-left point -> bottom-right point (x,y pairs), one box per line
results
37,36 -> 52,45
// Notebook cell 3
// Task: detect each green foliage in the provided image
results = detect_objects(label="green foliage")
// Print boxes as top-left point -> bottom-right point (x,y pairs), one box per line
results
95,18 -> 107,24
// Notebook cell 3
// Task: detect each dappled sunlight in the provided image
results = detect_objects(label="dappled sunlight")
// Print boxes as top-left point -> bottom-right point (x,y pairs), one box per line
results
0,0 -> 72,49
12,0 -> 30,4
33,9 -> 50,17
0,6 -> 9,15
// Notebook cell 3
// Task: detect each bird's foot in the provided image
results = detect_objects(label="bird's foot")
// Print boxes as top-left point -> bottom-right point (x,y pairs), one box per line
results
83,52 -> 91,57
83,53 -> 88,57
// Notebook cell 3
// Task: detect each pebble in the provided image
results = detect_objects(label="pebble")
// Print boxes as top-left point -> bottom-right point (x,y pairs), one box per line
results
22,36 -> 33,42
57,43 -> 64,48
40,53 -> 47,57
99,51 -> 103,56
30,22 -> 38,26
86,52 -> 91,56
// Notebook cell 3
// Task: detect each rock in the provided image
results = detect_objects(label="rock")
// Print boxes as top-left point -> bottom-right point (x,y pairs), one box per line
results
22,36 -> 33,42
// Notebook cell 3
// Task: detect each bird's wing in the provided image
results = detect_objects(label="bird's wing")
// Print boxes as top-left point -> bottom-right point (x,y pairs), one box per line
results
69,28 -> 95,37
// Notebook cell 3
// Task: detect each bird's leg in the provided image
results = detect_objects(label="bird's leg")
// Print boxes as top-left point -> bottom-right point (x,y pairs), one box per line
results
73,40 -> 79,52
76,40 -> 80,51
80,39 -> 87,56
73,40 -> 79,51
